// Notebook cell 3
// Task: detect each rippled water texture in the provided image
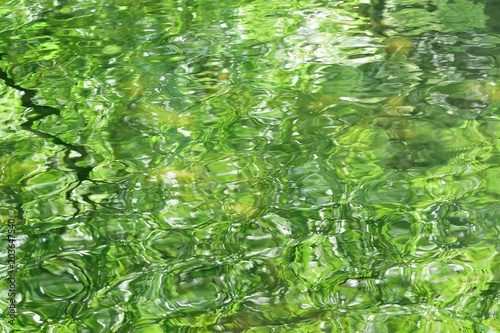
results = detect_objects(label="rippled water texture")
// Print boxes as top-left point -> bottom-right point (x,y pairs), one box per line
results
0,0 -> 499,332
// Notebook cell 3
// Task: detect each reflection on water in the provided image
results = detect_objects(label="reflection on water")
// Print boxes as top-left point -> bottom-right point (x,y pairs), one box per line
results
0,0 -> 499,332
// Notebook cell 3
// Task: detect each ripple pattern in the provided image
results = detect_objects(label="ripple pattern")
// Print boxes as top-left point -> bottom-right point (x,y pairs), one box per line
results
0,0 -> 499,332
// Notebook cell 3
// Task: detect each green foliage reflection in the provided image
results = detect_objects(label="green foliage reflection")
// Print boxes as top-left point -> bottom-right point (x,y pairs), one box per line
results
0,0 -> 499,332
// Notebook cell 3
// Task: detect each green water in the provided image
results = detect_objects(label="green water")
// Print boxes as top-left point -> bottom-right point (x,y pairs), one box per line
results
0,0 -> 499,332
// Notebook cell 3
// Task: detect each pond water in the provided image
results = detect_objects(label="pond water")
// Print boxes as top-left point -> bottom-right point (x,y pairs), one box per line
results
0,0 -> 499,332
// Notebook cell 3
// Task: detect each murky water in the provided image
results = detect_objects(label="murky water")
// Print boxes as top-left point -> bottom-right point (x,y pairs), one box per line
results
0,0 -> 499,332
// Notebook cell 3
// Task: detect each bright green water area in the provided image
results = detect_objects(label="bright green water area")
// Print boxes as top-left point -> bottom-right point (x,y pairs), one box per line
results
0,0 -> 499,332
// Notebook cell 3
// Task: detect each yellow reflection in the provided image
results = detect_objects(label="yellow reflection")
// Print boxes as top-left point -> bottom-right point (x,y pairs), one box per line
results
0,156 -> 41,185
385,36 -> 413,55
383,95 -> 415,116
306,94 -> 337,112
147,166 -> 196,183
488,84 -> 500,101
128,104 -> 193,127
116,79 -> 147,99
464,82 -> 500,103
225,202 -> 260,217
151,108 -> 193,127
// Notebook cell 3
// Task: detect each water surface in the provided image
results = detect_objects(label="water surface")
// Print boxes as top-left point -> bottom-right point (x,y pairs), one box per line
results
0,0 -> 499,332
